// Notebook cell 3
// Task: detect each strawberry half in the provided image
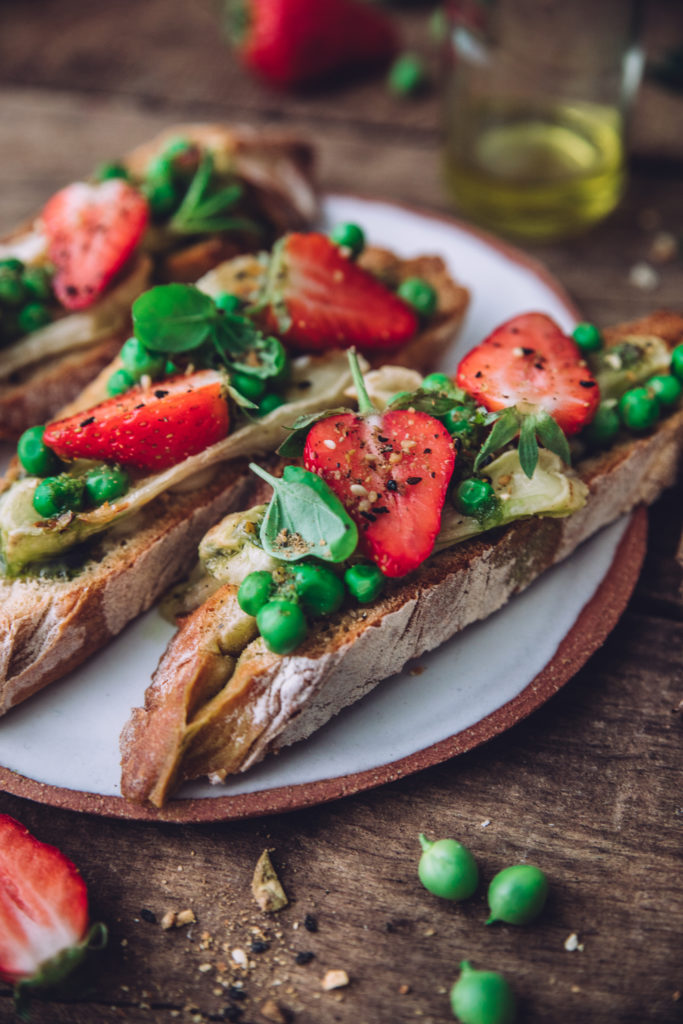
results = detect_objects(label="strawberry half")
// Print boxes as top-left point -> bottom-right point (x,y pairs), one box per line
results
456,313 -> 600,435
303,355 -> 456,577
231,0 -> 397,89
263,232 -> 419,354
42,179 -> 149,311
43,369 -> 230,471
0,814 -> 106,1014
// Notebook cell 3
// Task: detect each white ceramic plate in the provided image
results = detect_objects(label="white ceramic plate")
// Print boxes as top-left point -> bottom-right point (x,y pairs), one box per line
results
0,196 -> 634,819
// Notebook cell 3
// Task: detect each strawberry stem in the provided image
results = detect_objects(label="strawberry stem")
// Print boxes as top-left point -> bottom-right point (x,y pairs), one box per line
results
348,349 -> 375,416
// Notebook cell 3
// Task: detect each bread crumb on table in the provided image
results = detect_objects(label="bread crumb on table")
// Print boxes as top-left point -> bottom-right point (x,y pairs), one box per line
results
322,969 -> 350,991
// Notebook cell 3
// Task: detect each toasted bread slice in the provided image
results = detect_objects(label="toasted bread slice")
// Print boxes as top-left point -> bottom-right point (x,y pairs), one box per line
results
119,313 -> 683,807
0,246 -> 468,716
0,124 -> 317,439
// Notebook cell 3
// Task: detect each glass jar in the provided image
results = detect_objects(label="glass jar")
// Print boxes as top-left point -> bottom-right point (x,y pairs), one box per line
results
442,0 -> 644,240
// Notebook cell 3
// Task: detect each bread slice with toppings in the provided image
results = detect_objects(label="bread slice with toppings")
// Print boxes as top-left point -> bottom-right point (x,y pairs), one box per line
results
119,312 -> 683,807
0,123 -> 317,439
0,246 -> 469,716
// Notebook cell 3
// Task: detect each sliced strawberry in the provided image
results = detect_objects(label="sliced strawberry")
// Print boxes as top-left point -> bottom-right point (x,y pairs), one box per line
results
42,179 -> 149,311
456,313 -> 600,435
232,0 -> 397,89
43,370 -> 230,471
0,814 -> 88,986
304,408 -> 455,577
263,232 -> 419,354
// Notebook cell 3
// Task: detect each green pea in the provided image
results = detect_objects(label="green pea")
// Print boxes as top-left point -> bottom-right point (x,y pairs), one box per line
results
17,425 -> 62,477
257,393 -> 286,417
291,563 -> 345,616
455,478 -> 496,517
18,302 -> 52,334
106,368 -> 136,397
572,322 -> 603,353
0,276 -> 26,307
33,475 -> 85,518
120,336 -> 166,380
418,835 -> 479,901
647,373 -> 682,408
387,53 -> 427,97
397,277 -> 438,317
256,599 -> 308,655
442,405 -> 473,436
344,563 -> 385,604
21,266 -> 53,302
84,464 -> 130,506
422,372 -> 453,393
0,257 -> 24,273
143,177 -> 180,219
671,343 -> 683,382
94,161 -> 129,182
237,571 -> 274,617
618,386 -> 660,432
450,961 -> 516,1024
329,222 -> 365,257
214,291 -> 243,314
486,864 -> 549,925
231,372 -> 267,403
582,402 -> 620,448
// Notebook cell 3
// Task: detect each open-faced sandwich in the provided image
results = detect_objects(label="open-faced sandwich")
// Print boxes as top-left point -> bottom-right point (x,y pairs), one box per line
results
119,311 -> 683,807
0,123 -> 317,438
0,225 -> 469,714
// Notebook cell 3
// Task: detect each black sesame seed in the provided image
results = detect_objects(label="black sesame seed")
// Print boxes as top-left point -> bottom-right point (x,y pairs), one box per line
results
227,985 -> 247,1001
386,480 -> 398,492
79,416 -> 95,427
295,951 -> 315,965
521,346 -> 534,355
406,476 -> 422,485
377,435 -> 389,442
304,914 -> 318,933
580,380 -> 597,388
297,380 -> 312,389
154,389 -> 169,399
360,510 -> 377,522
250,939 -> 270,953
423,447 -> 432,454
140,908 -> 156,924
373,506 -> 390,514
475,371 -> 483,378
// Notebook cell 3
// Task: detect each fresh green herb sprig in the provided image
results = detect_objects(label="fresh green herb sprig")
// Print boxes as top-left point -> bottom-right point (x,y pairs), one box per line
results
131,283 -> 286,387
167,150 -> 260,237
475,406 -> 571,479
249,463 -> 359,564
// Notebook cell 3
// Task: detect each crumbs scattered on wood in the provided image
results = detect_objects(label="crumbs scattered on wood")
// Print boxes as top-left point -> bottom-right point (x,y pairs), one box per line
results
252,849 -> 289,912
322,969 -> 350,991
564,932 -> 584,952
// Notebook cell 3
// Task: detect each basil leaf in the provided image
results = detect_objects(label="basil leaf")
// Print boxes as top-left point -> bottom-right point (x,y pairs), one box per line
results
276,407 -> 353,458
518,414 -> 540,478
534,410 -> 571,466
474,407 -> 520,470
132,284 -> 218,353
249,463 -> 358,564
388,388 -> 459,415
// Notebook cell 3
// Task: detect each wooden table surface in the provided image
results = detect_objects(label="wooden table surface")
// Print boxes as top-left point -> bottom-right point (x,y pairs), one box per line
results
1,2 -> 682,1022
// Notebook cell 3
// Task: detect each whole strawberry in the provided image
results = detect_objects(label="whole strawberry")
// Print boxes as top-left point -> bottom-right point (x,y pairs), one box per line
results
0,814 -> 107,1017
229,0 -> 398,89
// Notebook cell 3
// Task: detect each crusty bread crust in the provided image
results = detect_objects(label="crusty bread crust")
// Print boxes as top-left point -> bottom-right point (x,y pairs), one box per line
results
0,124 -> 317,439
120,312 -> 683,806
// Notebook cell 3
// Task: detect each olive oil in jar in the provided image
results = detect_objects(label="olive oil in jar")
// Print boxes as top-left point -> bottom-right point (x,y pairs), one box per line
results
444,99 -> 626,240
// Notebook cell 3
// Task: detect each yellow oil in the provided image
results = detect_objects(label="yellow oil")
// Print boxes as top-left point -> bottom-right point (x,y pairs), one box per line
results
443,100 -> 626,240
